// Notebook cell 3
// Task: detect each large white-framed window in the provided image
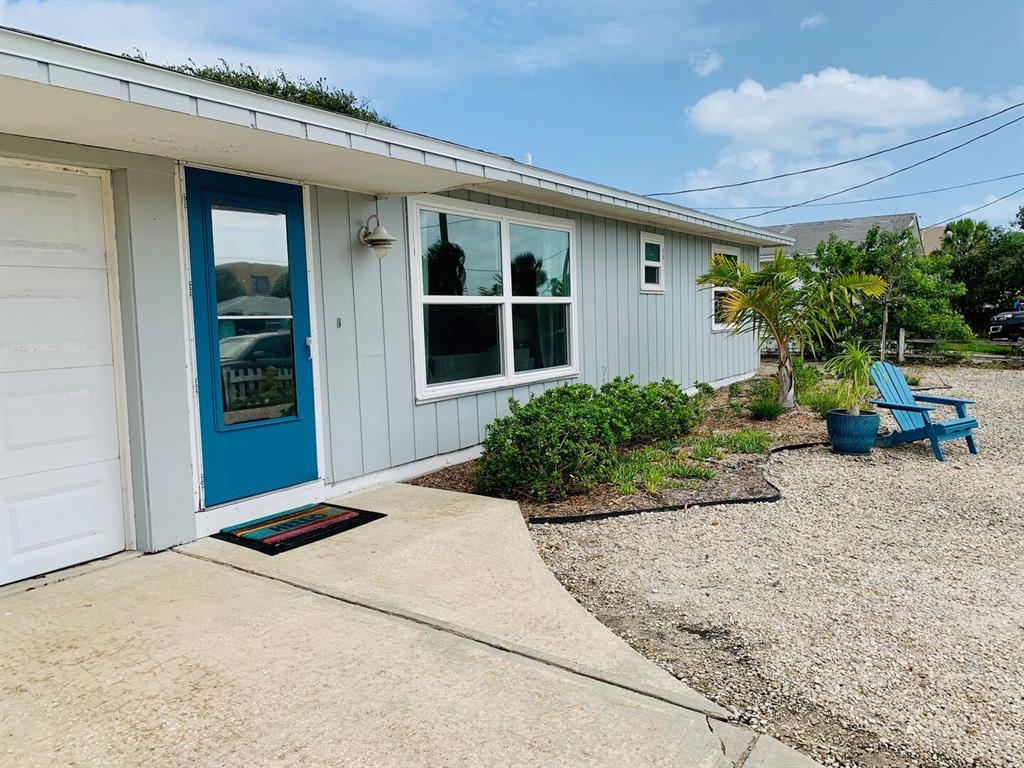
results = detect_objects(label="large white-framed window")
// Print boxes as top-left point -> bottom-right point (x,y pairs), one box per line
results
408,194 -> 578,402
640,231 -> 665,293
710,242 -> 741,332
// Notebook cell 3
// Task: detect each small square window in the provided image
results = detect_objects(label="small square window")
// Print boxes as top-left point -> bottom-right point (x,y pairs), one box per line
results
712,288 -> 733,330
640,232 -> 665,293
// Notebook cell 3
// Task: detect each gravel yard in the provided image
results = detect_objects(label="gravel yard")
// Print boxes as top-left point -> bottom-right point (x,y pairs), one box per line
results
532,366 -> 1023,768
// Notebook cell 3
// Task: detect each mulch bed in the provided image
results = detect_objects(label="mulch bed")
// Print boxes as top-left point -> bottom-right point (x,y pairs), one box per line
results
406,394 -> 829,521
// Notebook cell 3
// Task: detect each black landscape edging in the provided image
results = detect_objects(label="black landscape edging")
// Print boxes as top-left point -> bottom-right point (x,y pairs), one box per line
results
526,441 -> 829,526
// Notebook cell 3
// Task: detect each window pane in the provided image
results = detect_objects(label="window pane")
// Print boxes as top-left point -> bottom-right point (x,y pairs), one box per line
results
644,242 -> 662,262
644,265 -> 661,286
512,304 -> 569,372
212,207 -> 291,316
219,319 -> 297,425
713,290 -> 730,325
425,305 -> 502,384
420,210 -> 501,296
509,224 -> 571,297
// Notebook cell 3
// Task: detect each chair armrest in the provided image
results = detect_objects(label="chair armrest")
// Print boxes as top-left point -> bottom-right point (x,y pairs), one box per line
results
869,399 -> 935,413
913,394 -> 975,405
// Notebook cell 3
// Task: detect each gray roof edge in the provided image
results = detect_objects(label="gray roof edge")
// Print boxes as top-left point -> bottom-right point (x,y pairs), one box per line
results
0,26 -> 793,247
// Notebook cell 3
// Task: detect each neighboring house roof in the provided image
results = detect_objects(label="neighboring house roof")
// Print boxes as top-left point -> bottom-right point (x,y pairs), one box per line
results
920,225 -> 946,254
0,26 -> 793,248
217,295 -> 291,316
759,213 -> 922,260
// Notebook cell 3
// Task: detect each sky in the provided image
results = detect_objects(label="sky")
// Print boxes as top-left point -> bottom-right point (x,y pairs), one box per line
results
2,0 -> 1022,230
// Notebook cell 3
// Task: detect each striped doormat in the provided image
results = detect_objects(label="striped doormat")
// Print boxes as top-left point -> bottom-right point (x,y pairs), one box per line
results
213,503 -> 386,555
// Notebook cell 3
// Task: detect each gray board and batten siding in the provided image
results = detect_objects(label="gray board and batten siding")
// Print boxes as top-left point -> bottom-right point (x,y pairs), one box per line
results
312,186 -> 760,485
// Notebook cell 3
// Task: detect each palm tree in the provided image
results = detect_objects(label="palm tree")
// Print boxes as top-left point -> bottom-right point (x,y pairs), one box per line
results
941,218 -> 990,261
697,250 -> 885,408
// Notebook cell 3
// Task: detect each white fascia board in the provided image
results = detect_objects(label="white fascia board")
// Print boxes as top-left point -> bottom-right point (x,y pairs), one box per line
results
0,27 -> 793,247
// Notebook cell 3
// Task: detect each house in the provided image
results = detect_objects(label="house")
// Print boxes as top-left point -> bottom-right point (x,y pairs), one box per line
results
0,28 -> 791,585
758,213 -> 923,261
920,224 -> 946,254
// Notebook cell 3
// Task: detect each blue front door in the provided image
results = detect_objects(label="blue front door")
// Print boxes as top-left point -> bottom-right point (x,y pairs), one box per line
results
186,168 -> 318,506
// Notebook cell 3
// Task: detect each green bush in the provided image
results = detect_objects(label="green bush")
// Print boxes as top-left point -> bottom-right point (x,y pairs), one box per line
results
748,378 -> 779,402
599,377 -> 702,443
477,378 -> 704,500
798,383 -> 846,418
905,374 -> 921,386
748,399 -> 784,421
792,356 -> 822,392
476,385 -> 616,500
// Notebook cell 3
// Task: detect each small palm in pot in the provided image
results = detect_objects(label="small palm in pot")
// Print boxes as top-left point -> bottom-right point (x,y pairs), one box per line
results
824,341 -> 880,454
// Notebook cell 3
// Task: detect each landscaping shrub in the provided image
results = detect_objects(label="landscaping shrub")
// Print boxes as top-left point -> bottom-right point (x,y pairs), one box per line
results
792,356 -> 822,392
476,384 -> 616,500
798,383 -> 846,418
477,377 -> 704,500
748,378 -> 779,402
748,399 -> 784,421
599,377 -> 702,443
905,374 -> 921,386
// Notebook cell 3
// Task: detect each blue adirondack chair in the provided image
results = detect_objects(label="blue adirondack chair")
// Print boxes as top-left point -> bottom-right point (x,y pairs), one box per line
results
869,361 -> 978,461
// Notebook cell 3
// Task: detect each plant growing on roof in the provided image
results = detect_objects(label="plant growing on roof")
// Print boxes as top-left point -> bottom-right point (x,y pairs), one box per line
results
697,249 -> 885,409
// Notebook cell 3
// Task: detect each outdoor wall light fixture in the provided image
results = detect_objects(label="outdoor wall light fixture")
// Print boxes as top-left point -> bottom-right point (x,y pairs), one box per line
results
358,213 -> 398,259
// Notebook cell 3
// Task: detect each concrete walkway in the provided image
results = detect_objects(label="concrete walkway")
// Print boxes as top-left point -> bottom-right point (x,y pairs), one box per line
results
0,484 -> 820,767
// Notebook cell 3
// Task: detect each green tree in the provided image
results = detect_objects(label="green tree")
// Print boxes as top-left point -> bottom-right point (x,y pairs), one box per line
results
215,267 -> 245,301
697,250 -> 885,408
270,271 -> 291,298
815,226 -> 972,349
945,219 -> 1024,329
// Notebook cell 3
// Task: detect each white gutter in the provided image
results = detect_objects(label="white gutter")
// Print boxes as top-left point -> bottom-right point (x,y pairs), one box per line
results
0,26 -> 793,247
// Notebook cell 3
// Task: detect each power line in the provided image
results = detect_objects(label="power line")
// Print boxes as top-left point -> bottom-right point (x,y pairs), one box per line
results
695,172 -> 1024,210
925,185 -> 1024,228
646,101 -> 1024,196
736,114 -> 1024,221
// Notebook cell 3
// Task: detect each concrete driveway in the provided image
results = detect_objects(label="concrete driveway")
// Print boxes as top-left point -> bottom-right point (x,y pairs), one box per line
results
0,484 -> 818,767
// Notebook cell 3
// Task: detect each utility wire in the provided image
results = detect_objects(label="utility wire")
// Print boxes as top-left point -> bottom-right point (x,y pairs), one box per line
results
695,172 -> 1024,210
925,185 -> 1024,228
736,114 -> 1024,221
646,101 -> 1024,196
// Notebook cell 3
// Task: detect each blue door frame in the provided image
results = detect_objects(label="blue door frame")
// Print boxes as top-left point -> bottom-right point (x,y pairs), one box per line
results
185,168 -> 318,506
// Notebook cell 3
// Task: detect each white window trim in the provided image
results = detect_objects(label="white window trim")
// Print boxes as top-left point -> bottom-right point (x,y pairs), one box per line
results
408,194 -> 579,403
710,242 -> 742,332
639,231 -> 665,294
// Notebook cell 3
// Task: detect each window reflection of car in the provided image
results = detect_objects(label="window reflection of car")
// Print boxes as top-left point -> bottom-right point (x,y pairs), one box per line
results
219,331 -> 293,371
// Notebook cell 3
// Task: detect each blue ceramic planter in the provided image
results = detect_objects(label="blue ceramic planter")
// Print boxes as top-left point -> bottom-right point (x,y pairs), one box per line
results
826,409 -> 881,455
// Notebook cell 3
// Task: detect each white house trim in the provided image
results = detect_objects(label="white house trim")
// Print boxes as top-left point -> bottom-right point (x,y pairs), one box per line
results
0,27 -> 794,248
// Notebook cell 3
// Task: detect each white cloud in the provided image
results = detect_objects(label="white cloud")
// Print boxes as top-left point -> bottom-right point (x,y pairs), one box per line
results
677,68 -> 1017,217
0,0 -> 726,98
690,49 -> 723,77
689,68 -> 974,155
800,13 -> 826,30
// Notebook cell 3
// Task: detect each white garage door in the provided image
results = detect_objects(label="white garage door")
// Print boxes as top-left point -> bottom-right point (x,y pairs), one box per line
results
0,162 -> 126,585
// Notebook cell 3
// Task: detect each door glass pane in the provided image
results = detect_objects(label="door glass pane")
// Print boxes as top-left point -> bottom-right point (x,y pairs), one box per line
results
644,242 -> 662,263
510,224 -> 571,297
420,210 -> 501,296
512,304 -> 569,372
211,206 -> 297,424
424,305 -> 502,384
212,207 -> 291,315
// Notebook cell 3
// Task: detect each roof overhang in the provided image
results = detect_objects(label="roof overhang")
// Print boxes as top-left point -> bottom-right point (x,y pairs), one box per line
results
0,27 -> 792,248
